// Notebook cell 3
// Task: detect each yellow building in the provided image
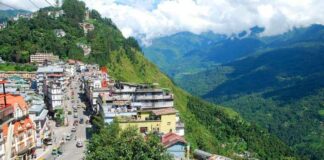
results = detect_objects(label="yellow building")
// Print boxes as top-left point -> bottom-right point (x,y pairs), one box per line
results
118,108 -> 177,134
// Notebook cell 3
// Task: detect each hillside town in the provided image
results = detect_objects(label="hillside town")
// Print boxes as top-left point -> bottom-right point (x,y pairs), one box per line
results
0,53 -> 230,160
0,2 -> 233,160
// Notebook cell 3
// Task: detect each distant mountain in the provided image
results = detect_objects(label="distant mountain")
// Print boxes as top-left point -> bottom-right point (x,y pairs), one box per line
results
0,1 -> 295,159
0,9 -> 30,23
143,24 -> 324,159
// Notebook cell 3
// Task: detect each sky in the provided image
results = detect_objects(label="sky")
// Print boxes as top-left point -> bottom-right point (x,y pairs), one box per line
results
1,0 -> 324,45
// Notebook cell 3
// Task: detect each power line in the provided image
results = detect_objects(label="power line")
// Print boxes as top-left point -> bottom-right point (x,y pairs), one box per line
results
0,1 -> 20,10
44,0 -> 54,7
27,0 -> 39,9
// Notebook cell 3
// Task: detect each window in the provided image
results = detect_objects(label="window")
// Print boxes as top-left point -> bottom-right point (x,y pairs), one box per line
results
167,122 -> 171,125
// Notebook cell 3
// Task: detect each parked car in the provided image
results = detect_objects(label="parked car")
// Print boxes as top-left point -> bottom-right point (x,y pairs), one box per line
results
73,120 -> 78,126
43,138 -> 52,145
76,141 -> 83,148
74,113 -> 78,118
79,118 -> 84,124
66,134 -> 72,141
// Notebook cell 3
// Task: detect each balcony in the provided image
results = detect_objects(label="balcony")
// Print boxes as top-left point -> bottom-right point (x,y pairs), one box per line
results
135,94 -> 173,101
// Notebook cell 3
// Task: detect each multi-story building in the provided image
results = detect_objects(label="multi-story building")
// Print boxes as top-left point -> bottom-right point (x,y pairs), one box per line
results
113,82 -> 174,109
118,107 -> 177,134
27,94 -> 49,148
0,94 -> 36,159
36,65 -> 64,95
30,53 -> 59,64
46,81 -> 63,110
2,118 -> 36,159
97,82 -> 174,123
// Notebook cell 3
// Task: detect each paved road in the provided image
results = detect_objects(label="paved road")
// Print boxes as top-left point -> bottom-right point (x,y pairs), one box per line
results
42,73 -> 89,160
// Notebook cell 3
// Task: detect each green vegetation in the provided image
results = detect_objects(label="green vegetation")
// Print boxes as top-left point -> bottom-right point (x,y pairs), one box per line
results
54,108 -> 64,125
146,25 -> 324,159
87,120 -> 171,160
0,63 -> 37,71
0,0 -> 296,159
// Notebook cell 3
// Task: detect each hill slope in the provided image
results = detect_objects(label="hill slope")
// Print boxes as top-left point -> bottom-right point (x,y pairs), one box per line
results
147,25 -> 324,159
0,0 -> 296,159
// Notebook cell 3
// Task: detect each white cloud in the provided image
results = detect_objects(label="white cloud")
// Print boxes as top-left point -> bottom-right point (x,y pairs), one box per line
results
2,0 -> 324,44
83,0 -> 324,45
0,0 -> 53,11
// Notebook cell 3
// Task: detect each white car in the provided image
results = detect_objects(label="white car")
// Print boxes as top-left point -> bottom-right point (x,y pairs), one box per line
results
76,141 -> 83,147
71,127 -> 77,132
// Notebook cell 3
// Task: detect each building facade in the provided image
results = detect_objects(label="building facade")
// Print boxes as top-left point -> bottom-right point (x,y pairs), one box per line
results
30,53 -> 59,64
118,108 -> 177,134
46,81 -> 63,110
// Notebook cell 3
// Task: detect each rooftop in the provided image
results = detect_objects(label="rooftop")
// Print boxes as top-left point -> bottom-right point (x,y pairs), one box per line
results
37,66 -> 64,73
0,94 -> 28,110
162,132 -> 186,148
152,108 -> 177,116
29,104 -> 44,113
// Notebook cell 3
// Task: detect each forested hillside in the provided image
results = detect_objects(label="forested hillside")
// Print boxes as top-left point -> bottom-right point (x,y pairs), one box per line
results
0,0 -> 296,159
145,25 -> 324,159
0,9 -> 30,23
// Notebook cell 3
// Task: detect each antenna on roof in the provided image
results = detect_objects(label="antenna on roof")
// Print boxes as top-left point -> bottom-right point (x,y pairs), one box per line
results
0,80 -> 7,107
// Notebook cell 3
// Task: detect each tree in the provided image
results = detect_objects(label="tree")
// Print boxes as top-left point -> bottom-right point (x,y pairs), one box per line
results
86,122 -> 172,160
62,0 -> 86,26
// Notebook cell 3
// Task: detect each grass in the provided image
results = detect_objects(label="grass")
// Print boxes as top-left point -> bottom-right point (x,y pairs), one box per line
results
0,63 -> 37,71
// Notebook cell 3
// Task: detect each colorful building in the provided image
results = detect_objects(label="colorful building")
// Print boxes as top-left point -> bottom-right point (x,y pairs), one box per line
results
118,108 -> 177,134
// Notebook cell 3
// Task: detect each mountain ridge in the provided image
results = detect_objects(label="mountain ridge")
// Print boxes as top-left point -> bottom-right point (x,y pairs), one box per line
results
143,24 -> 324,159
0,1 -> 296,159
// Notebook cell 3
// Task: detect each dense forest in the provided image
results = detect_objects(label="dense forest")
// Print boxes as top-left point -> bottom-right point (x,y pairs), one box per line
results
144,25 -> 324,159
0,0 -> 296,159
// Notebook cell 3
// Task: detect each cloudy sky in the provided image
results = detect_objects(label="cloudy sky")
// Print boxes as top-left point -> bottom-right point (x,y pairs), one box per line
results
2,0 -> 324,44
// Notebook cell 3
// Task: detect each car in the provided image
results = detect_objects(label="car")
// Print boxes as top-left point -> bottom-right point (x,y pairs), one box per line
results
76,141 -> 83,148
43,138 -> 52,145
79,118 -> 84,124
71,127 -> 77,132
51,147 -> 62,155
73,120 -> 78,126
66,134 -> 72,141
74,113 -> 78,118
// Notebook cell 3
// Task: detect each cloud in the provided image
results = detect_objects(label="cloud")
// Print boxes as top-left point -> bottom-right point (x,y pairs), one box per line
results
2,0 -> 324,45
0,0 -> 53,11
83,0 -> 324,45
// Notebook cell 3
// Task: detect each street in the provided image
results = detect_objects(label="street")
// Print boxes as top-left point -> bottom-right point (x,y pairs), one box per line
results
39,73 -> 89,160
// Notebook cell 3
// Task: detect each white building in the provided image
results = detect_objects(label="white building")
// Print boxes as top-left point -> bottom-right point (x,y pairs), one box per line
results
54,29 -> 66,37
46,81 -> 63,110
36,65 -> 64,95
97,83 -> 175,123
0,128 -> 5,160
